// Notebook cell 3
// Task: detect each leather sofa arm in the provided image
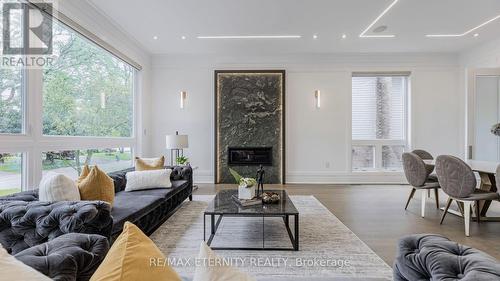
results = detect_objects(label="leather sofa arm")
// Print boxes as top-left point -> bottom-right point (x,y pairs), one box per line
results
0,200 -> 113,255
14,233 -> 109,281
167,165 -> 193,182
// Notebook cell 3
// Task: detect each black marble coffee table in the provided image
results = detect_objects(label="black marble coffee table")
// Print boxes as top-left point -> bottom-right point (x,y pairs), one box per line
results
204,189 -> 299,251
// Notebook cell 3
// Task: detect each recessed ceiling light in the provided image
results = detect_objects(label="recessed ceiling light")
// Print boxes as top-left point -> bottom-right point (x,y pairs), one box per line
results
341,34 -> 347,39
197,35 -> 302,39
426,13 -> 500,37
153,36 -> 158,40
313,34 -> 318,39
473,33 -> 479,37
181,36 -> 186,40
359,0 -> 398,38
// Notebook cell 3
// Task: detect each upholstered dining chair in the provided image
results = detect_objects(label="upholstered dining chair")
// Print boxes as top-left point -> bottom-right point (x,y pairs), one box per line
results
412,149 -> 436,196
402,152 -> 440,218
436,155 -> 500,236
412,149 -> 433,160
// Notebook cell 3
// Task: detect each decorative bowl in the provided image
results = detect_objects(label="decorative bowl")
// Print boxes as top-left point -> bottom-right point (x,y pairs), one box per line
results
262,192 -> 280,204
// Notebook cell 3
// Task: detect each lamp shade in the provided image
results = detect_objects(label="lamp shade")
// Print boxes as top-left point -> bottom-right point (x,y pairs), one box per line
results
166,134 -> 189,149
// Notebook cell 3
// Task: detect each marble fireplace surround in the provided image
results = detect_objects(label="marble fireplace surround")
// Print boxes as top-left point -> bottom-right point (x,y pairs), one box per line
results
214,70 -> 285,184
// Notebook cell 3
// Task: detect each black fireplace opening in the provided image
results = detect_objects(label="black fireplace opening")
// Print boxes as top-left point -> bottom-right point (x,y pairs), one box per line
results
228,147 -> 273,166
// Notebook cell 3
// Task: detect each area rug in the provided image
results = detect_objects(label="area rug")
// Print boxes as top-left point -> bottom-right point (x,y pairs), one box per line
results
151,195 -> 393,280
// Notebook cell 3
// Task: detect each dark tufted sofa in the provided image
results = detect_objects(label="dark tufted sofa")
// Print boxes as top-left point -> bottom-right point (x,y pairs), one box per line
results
14,233 -> 109,281
0,165 -> 193,280
107,165 -> 193,240
0,200 -> 112,255
394,234 -> 500,280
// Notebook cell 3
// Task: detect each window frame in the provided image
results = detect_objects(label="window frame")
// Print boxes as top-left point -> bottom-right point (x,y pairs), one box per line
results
350,73 -> 410,172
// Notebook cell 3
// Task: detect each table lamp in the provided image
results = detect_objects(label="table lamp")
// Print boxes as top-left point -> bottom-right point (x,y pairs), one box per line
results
165,131 -> 189,166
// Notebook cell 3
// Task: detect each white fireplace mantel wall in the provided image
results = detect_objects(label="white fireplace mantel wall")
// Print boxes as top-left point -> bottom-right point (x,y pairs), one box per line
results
150,53 -> 464,184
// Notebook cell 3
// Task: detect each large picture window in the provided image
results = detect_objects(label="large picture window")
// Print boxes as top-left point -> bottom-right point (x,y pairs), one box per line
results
0,3 -> 139,196
43,20 -> 134,137
352,74 -> 409,171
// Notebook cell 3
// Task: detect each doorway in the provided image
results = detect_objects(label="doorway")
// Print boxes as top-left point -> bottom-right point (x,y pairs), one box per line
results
468,69 -> 500,161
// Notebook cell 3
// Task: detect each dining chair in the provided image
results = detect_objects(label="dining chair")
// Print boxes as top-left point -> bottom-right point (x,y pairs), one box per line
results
436,155 -> 500,236
412,149 -> 436,196
411,149 -> 433,160
402,152 -> 440,218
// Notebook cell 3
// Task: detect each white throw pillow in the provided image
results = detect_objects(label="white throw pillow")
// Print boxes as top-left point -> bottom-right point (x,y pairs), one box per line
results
193,242 -> 255,281
0,244 -> 52,281
38,172 -> 80,202
125,169 -> 172,191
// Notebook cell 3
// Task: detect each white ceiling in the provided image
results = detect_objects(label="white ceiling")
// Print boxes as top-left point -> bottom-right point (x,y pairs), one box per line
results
88,0 -> 500,55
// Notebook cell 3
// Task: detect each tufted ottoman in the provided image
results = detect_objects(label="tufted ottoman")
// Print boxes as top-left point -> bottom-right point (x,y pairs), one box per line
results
14,233 -> 109,281
393,234 -> 500,280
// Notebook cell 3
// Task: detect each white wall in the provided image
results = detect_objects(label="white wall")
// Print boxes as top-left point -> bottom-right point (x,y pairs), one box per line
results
460,37 -> 500,68
458,36 -> 500,158
58,0 -> 153,156
150,53 -> 463,184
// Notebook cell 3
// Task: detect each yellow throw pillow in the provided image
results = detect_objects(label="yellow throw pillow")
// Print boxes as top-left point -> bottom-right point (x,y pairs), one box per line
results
90,222 -> 181,281
77,165 -> 91,184
135,156 -> 165,171
78,165 -> 115,207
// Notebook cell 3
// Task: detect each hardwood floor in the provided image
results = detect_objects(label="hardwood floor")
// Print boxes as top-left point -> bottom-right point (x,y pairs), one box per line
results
193,183 -> 500,265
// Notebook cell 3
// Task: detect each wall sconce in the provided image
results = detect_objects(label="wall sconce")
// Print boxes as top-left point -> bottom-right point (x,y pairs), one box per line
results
314,90 -> 321,108
180,91 -> 187,109
100,92 -> 106,109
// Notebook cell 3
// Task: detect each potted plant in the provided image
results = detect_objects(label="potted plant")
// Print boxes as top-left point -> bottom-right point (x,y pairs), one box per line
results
176,156 -> 189,166
229,168 -> 256,200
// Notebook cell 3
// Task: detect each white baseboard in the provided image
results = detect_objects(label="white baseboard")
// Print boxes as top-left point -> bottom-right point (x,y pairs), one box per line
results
193,170 -> 214,184
286,171 -> 407,184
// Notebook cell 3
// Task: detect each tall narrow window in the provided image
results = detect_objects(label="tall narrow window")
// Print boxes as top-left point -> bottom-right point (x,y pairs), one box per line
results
352,74 -> 408,171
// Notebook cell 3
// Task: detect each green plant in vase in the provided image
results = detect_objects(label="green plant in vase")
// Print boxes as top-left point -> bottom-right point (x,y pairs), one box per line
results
229,168 -> 257,199
229,168 -> 256,187
176,156 -> 189,166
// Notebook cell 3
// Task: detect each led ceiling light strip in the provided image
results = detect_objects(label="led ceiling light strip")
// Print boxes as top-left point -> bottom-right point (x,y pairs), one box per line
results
426,13 -> 500,37
197,35 -> 302,39
359,0 -> 399,38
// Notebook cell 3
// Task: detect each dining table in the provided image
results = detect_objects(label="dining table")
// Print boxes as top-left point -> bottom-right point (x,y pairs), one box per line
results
423,159 -> 499,220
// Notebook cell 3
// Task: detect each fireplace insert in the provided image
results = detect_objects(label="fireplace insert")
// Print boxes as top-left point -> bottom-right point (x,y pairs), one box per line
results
228,147 -> 272,166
